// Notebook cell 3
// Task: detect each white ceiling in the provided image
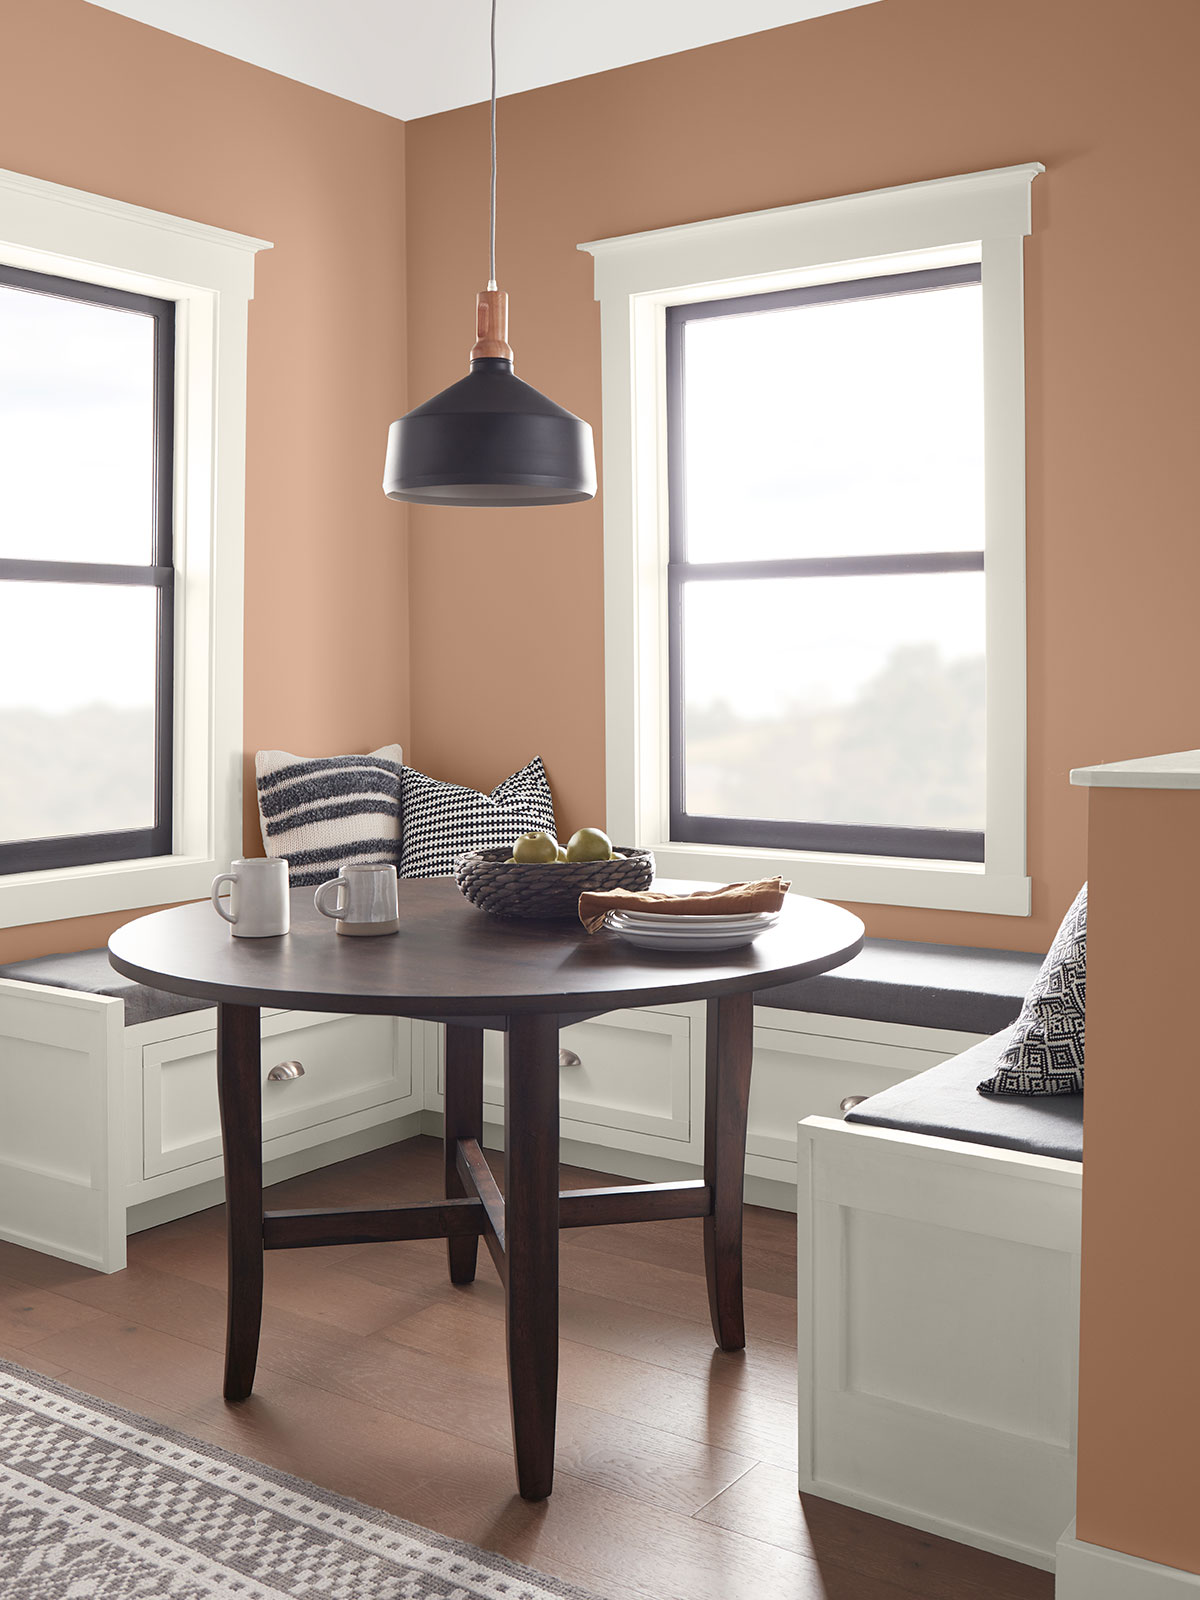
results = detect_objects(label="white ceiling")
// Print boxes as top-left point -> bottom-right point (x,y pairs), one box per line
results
84,0 -> 882,122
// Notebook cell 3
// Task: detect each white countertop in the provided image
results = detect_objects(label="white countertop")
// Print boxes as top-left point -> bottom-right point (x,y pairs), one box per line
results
1070,750 -> 1200,790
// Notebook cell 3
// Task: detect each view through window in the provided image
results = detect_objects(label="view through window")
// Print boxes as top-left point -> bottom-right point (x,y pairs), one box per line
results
0,263 -> 174,873
667,264 -> 986,862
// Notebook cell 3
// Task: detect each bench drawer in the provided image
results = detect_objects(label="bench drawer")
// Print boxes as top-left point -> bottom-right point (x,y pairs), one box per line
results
748,1024 -> 967,1170
142,1011 -> 412,1179
435,1007 -> 699,1153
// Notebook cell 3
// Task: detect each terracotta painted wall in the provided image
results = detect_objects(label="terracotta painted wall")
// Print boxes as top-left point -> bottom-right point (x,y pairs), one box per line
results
0,0 -> 411,964
404,0 -> 1200,955
1076,785 -> 1200,1572
4,0 -> 1199,967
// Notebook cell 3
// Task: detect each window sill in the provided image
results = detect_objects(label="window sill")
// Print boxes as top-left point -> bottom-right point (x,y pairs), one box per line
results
646,841 -> 1031,916
0,854 -> 221,930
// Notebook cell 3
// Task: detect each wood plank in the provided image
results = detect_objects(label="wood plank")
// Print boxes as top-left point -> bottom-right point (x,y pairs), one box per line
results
257,1251 -> 435,1336
381,1298 -> 799,1470
697,1463 -> 1054,1600
0,1338 -> 70,1378
97,1227 -> 433,1337
0,1272 -> 110,1351
29,1310 -> 228,1412
0,1239 -> 105,1292
558,1233 -> 799,1347
568,1200 -> 800,1298
347,1243 -> 799,1402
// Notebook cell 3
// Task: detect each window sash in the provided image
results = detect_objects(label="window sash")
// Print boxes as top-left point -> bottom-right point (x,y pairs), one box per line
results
0,261 -> 175,874
665,264 -> 985,862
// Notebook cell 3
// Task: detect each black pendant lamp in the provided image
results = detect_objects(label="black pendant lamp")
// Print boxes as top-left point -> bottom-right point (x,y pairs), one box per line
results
383,0 -> 596,508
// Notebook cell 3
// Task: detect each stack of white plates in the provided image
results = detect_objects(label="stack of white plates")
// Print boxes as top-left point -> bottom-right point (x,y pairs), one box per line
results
606,909 -> 779,952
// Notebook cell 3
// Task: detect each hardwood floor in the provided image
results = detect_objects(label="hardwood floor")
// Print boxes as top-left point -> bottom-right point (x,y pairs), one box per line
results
0,1136 -> 1052,1600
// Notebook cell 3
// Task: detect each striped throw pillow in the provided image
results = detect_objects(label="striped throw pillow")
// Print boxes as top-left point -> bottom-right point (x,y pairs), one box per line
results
255,744 -> 404,887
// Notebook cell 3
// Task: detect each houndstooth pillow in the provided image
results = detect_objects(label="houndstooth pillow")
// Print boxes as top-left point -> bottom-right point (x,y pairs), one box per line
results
256,744 -> 403,887
400,757 -> 556,879
979,883 -> 1087,1096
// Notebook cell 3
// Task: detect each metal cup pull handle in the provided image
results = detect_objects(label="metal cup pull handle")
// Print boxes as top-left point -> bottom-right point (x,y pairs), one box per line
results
559,1049 -> 582,1070
840,1095 -> 868,1114
268,1060 -> 305,1083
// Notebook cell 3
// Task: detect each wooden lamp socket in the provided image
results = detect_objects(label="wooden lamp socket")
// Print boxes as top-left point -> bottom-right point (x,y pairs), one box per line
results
471,287 -> 513,361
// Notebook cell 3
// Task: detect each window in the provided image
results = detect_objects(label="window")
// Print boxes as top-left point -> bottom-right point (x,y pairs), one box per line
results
667,264 -> 985,863
0,164 -> 270,928
582,162 -> 1040,915
0,263 -> 175,873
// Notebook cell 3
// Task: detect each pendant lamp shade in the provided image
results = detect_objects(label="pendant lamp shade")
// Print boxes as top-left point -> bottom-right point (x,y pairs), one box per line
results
383,294 -> 595,507
382,0 -> 595,511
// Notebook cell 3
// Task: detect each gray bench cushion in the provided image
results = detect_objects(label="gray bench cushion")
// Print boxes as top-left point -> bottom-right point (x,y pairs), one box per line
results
845,1029 -> 1083,1162
0,948 -> 210,1027
1,936 -> 1046,1040
756,937 -> 1044,1036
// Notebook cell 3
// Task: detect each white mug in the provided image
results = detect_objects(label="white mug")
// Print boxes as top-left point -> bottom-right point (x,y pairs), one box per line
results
211,857 -> 290,937
314,863 -> 400,936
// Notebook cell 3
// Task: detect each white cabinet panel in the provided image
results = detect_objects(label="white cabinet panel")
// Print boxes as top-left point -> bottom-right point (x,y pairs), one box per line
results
798,1115 -> 1082,1567
142,1011 -> 412,1178
748,1024 -> 956,1168
0,983 -> 124,1270
434,1006 -> 701,1156
844,1207 -> 1075,1446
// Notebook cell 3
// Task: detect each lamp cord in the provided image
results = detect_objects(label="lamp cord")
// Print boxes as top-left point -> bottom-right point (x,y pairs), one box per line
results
487,0 -> 498,291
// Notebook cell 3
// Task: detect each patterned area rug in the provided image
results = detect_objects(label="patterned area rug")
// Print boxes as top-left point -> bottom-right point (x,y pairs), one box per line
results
0,1361 -> 603,1599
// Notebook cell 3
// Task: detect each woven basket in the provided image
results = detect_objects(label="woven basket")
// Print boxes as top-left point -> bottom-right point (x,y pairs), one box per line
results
453,844 -> 655,920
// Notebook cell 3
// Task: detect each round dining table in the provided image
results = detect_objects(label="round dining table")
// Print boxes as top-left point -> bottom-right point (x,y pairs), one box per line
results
109,877 -> 864,1500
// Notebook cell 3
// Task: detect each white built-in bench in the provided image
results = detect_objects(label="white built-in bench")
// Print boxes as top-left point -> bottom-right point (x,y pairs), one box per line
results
0,936 -> 1043,1275
0,949 -> 423,1273
798,1029 -> 1082,1573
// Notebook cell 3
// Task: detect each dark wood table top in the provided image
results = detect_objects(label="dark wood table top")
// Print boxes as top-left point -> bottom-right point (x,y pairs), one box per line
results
108,878 -> 864,1019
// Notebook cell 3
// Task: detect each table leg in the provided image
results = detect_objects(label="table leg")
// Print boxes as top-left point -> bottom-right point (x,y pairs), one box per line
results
703,990 -> 754,1351
504,1012 -> 560,1500
444,1025 -> 484,1284
216,1002 -> 263,1401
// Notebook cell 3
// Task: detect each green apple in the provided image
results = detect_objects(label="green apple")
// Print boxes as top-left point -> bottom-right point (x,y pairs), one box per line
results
512,831 -> 559,864
556,845 -> 568,861
565,826 -> 613,863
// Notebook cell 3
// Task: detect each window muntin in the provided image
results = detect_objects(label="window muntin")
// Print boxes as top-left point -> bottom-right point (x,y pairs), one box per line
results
667,264 -> 985,863
0,263 -> 174,874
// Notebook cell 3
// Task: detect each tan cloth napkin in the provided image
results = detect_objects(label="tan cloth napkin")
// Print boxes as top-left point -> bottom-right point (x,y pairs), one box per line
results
579,876 -> 791,935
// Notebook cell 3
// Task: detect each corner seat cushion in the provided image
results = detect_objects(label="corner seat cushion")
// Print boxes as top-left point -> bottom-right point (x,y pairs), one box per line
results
0,948 -> 210,1027
756,938 -> 1044,1036
844,1028 -> 1083,1162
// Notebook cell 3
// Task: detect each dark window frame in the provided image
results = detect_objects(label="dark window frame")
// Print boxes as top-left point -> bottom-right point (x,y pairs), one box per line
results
666,263 -> 986,865
0,262 -> 175,875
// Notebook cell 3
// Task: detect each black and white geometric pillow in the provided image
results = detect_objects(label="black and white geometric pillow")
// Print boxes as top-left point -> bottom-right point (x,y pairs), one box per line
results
255,744 -> 404,887
979,883 -> 1087,1096
400,757 -> 556,879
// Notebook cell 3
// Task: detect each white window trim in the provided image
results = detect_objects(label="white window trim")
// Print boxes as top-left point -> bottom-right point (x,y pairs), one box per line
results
0,167 -> 271,929
580,162 -> 1042,917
